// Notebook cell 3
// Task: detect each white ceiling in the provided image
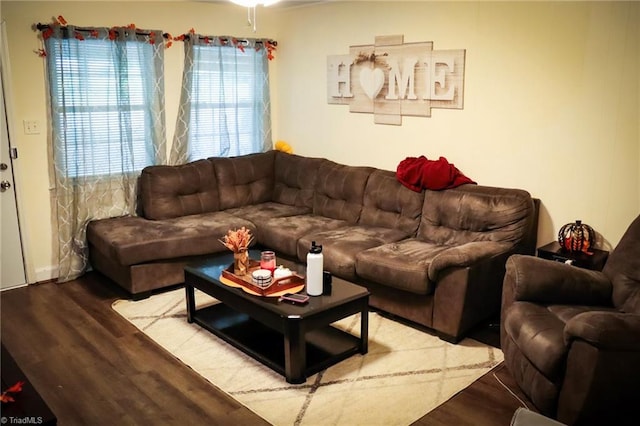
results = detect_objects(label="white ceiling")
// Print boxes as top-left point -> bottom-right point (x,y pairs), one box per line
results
267,1 -> 329,8
202,0 -> 331,8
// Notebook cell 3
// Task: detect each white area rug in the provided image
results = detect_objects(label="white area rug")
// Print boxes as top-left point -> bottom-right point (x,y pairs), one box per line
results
113,288 -> 503,426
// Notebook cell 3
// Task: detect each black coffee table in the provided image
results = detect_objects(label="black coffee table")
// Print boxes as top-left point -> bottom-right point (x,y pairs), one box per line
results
184,250 -> 369,384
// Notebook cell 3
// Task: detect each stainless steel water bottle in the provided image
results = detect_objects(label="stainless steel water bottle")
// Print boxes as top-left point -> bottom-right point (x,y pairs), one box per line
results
306,241 -> 323,296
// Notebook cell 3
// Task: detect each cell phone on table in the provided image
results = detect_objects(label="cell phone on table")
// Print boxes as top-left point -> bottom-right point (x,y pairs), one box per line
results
279,293 -> 309,305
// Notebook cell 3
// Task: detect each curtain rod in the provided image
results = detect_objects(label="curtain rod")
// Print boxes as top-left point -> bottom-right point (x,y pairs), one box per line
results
36,23 -> 277,52
36,23 -> 170,39
181,34 -> 277,46
36,24 -> 278,46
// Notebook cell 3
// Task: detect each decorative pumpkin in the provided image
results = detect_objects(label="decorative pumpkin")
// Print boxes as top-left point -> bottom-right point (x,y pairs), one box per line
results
558,220 -> 595,254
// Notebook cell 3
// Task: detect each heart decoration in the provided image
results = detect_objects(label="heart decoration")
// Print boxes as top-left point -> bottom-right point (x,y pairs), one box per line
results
359,67 -> 385,100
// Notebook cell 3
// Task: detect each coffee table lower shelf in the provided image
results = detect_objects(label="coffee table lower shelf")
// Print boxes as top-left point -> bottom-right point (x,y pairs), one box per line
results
192,303 -> 362,383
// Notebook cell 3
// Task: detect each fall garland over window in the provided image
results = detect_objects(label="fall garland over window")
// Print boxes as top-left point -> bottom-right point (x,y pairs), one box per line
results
35,15 -> 277,60
177,28 -> 277,60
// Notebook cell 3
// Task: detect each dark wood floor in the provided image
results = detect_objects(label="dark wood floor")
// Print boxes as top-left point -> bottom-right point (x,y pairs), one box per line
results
1,273 -> 535,425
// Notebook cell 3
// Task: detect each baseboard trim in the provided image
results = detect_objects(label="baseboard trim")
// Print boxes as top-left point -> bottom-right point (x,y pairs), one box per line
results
34,266 -> 58,284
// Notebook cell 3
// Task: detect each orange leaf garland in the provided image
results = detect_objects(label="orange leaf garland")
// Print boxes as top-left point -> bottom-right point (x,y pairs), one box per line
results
42,27 -> 53,40
1,380 -> 25,404
6,381 -> 24,393
0,394 -> 15,403
36,20 -> 173,60
266,40 -> 276,60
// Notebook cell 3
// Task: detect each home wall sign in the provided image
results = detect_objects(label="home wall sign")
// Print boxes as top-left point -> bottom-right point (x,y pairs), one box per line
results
327,35 -> 465,125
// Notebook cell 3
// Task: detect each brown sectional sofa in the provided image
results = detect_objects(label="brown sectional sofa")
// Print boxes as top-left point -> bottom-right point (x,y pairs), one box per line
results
87,150 -> 539,342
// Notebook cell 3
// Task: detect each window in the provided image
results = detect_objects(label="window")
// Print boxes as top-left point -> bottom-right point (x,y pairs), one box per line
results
42,26 -> 166,282
188,46 -> 264,159
172,36 -> 271,164
46,32 -> 165,178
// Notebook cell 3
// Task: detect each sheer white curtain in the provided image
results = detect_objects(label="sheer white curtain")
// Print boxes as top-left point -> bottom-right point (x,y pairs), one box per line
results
43,25 -> 166,282
171,34 -> 272,164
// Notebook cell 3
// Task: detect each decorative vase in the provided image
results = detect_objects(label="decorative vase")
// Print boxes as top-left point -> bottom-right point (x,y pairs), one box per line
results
233,250 -> 249,275
558,220 -> 595,253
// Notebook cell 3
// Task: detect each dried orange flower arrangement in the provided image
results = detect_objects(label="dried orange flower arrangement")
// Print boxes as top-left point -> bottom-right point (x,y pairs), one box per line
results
220,227 -> 254,275
219,227 -> 254,253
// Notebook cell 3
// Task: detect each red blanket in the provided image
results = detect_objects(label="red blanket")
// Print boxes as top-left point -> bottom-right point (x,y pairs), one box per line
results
396,156 -> 475,192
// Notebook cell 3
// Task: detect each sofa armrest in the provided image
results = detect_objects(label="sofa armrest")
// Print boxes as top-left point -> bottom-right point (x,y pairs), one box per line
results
564,311 -> 640,351
503,255 -> 612,306
428,241 -> 511,281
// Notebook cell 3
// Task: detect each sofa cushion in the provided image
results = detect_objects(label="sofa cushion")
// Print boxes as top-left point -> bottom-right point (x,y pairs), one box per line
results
418,185 -> 534,246
355,238 -> 451,295
313,160 -> 374,223
359,169 -> 424,236
273,152 -> 326,208
224,202 -> 311,224
87,213 -> 255,266
257,214 -> 348,258
211,151 -> 275,210
297,225 -> 411,281
139,159 -> 219,220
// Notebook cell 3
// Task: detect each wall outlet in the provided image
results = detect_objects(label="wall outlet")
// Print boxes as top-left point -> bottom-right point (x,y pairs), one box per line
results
23,120 -> 41,135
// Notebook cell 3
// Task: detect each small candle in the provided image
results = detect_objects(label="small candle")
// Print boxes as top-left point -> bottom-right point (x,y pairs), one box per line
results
260,251 -> 276,275
252,269 -> 272,288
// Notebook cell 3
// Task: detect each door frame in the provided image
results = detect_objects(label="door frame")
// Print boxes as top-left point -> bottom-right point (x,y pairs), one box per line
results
1,20 -> 34,284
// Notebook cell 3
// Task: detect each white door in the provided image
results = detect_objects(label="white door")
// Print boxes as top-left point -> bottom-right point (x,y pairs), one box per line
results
0,29 -> 27,291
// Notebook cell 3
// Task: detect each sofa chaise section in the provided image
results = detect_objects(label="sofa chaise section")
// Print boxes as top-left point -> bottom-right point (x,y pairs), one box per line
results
87,212 -> 256,297
87,158 -> 258,297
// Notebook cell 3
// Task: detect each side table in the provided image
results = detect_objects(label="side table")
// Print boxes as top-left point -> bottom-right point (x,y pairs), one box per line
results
537,241 -> 609,271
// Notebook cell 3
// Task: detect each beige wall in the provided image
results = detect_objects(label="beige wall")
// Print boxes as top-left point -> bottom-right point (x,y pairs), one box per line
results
1,0 -> 281,281
1,1 -> 638,283
274,1 -> 639,249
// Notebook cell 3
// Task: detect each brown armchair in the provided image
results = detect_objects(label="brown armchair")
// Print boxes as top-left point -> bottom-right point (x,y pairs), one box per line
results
501,214 -> 640,425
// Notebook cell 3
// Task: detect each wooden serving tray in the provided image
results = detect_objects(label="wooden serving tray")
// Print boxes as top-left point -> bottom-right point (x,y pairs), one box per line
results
220,260 -> 305,297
